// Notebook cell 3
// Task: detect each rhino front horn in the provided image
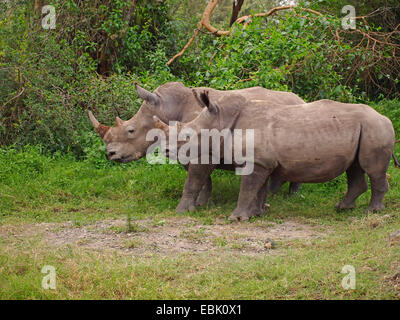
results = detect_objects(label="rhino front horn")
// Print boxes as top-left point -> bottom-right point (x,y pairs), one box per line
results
88,111 -> 110,139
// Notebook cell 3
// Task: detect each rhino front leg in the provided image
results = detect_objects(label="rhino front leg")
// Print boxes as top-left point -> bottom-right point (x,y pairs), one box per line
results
229,165 -> 272,221
196,176 -> 212,206
177,164 -> 215,213
255,178 -> 269,212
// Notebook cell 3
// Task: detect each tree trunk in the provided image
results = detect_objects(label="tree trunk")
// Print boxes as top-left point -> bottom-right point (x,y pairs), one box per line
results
229,0 -> 245,26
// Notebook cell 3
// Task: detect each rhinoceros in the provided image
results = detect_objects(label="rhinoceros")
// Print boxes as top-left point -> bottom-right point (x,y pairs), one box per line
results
88,82 -> 304,208
153,90 -> 397,221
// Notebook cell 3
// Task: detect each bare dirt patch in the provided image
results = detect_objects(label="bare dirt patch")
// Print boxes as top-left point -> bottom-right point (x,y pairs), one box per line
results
0,217 -> 326,257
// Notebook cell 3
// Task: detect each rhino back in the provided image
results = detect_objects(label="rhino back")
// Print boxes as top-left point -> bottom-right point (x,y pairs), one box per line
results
233,100 -> 392,183
151,82 -> 305,124
196,86 -> 305,107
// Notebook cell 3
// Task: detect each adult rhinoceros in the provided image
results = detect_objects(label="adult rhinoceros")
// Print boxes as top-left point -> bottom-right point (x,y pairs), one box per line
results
154,90 -> 398,221
88,82 -> 304,209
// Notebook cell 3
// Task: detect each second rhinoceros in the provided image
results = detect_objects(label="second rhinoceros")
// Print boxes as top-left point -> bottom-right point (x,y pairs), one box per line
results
88,82 -> 304,209
154,90 -> 397,221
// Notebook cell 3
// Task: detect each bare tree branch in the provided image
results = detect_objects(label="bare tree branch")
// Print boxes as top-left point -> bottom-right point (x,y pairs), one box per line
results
167,1 -> 323,65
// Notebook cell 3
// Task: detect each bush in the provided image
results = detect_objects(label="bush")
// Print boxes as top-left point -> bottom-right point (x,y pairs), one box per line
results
180,12 -> 367,101
178,8 -> 399,101
0,1 -> 180,156
0,2 -> 398,156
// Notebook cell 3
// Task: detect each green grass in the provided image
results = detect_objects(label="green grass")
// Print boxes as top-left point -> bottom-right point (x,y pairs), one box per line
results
0,146 -> 400,299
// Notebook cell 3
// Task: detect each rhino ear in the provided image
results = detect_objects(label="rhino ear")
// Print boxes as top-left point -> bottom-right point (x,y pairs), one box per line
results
202,94 -> 242,130
198,90 -> 219,115
192,89 -> 206,108
135,82 -> 160,106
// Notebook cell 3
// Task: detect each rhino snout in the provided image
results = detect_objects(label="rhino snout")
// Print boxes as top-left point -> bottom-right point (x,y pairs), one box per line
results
107,150 -> 116,158
108,152 -> 128,162
106,146 -> 122,161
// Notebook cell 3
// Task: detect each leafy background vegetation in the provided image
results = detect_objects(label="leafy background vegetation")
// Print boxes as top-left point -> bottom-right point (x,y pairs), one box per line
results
0,0 -> 399,299
1,0 -> 399,156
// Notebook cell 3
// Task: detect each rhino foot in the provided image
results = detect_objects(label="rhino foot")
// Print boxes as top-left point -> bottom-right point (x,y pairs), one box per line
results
334,201 -> 356,210
366,203 -> 385,212
176,198 -> 197,213
195,177 -> 212,207
228,208 -> 263,222
229,214 -> 250,222
195,192 -> 211,207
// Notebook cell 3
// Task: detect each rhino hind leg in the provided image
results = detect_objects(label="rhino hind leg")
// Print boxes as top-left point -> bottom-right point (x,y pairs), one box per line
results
359,147 -> 392,212
196,176 -> 212,206
229,165 -> 271,222
366,174 -> 389,212
335,160 -> 368,210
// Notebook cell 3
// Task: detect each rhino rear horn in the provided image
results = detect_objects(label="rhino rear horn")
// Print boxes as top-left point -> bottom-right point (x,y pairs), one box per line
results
115,116 -> 124,127
88,111 -> 110,139
135,82 -> 160,106
153,115 -> 169,132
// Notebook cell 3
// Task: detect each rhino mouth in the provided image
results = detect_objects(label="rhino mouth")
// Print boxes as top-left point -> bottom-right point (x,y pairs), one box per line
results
112,155 -> 134,163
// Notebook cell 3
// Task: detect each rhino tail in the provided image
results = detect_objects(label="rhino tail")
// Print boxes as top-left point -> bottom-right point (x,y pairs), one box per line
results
392,153 -> 400,168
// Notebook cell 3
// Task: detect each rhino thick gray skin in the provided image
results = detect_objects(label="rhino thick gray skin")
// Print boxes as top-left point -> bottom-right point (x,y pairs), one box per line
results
88,82 -> 305,207
154,90 -> 397,221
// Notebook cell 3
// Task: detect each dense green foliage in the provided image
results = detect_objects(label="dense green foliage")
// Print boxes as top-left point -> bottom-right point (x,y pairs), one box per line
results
0,0 -> 399,154
185,14 -> 356,101
0,0 -> 177,155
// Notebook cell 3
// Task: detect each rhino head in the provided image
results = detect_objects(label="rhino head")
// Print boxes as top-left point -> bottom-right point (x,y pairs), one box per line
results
88,83 -> 168,163
153,90 -> 244,162
89,83 -> 248,163
154,89 -> 243,132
